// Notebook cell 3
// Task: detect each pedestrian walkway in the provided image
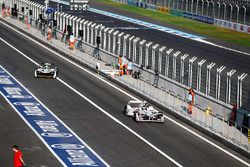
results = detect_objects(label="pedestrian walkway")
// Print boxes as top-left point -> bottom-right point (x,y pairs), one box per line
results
1,14 -> 249,153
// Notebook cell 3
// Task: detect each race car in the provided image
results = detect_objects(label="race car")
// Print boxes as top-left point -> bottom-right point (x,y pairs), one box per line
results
124,100 -> 164,123
123,100 -> 146,116
34,63 -> 58,79
134,106 -> 165,123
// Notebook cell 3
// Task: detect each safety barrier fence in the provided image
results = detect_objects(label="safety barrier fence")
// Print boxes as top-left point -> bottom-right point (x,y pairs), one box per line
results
3,0 -> 250,119
114,0 -> 250,25
116,76 -> 250,152
0,1 -> 250,152
125,0 -> 169,13
113,0 -> 250,33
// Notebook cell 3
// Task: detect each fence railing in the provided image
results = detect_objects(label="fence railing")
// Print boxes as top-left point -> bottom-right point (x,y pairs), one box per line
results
116,76 -> 250,152
115,0 -> 250,25
3,0 -> 250,113
1,0 -> 250,153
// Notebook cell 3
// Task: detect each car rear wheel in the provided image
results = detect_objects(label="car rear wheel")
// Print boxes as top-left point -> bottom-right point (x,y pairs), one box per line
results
123,105 -> 127,114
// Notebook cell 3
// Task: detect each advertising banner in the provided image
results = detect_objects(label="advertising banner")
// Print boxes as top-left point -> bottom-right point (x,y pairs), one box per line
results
214,19 -> 250,34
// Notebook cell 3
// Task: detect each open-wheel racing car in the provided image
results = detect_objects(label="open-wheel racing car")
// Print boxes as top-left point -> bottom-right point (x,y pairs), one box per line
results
34,63 -> 58,79
124,100 -> 164,123
123,100 -> 145,116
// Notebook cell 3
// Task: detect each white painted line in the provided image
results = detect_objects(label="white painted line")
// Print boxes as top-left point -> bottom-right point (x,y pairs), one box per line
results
48,0 -> 250,56
0,92 -> 67,167
0,39 -> 110,167
196,39 -> 250,56
1,21 -> 249,166
0,37 -> 183,167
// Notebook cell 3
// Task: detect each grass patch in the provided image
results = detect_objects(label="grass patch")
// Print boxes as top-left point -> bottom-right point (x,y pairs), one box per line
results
95,0 -> 250,47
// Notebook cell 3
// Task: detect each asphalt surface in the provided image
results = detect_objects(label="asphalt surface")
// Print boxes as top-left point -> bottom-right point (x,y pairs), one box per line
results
50,0 -> 250,74
0,96 -> 62,167
0,20 -> 250,166
31,0 -> 250,109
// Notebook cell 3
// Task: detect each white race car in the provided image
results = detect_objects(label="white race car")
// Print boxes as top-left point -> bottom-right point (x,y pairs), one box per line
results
34,63 -> 58,79
124,100 -> 164,123
123,100 -> 146,116
134,106 -> 164,123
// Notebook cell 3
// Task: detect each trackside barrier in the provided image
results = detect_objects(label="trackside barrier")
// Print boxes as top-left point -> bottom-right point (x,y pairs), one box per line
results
7,0 -> 249,119
2,0 -> 250,153
5,0 -> 250,110
214,18 -> 250,34
170,9 -> 214,24
116,75 -> 250,153
114,0 -> 250,33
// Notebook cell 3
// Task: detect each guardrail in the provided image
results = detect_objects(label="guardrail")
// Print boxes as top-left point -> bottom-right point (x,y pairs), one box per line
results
113,0 -> 250,25
112,0 -> 250,34
1,1 -> 250,154
3,0 -> 250,118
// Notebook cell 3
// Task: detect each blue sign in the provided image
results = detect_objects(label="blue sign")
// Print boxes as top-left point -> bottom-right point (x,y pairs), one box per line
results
0,66 -> 108,167
46,7 -> 56,14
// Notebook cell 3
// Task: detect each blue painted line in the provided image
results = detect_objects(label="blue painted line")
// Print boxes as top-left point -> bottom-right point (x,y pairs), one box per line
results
0,66 -> 108,167
53,0 -> 205,40
88,8 -> 205,40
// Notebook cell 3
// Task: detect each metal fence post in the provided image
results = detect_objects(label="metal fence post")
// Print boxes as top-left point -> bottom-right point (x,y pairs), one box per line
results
223,3 -> 226,20
80,19 -> 84,38
112,30 -> 119,54
99,26 -> 105,49
159,46 -> 166,74
197,59 -> 206,92
94,24 -> 101,46
236,5 -> 239,23
185,0 -> 188,12
118,32 -> 124,56
206,0 -> 210,16
172,51 -> 181,81
217,2 -> 220,19
103,27 -> 109,50
211,1 -> 215,18
226,69 -> 236,104
139,40 -> 147,66
145,42 -> 153,68
75,18 -> 81,37
165,48 -> 173,77
201,0 -> 204,15
91,23 -> 96,45
69,15 -> 74,27
206,62 -> 216,96
87,22 -> 92,44
152,44 -> 159,71
216,66 -> 226,100
63,14 -> 69,31
191,0 -> 194,13
59,13 -> 63,31
180,54 -> 189,84
123,34 -> 130,57
128,36 -> 135,60
83,20 -> 89,42
188,56 -> 197,88
108,29 -> 114,53
237,73 -> 248,109
229,4 -> 233,22
243,6 -> 246,25
66,15 -> 71,27
72,17 -> 78,36
133,37 -> 140,64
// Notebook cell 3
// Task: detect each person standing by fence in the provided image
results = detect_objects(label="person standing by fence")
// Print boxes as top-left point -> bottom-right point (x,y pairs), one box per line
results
187,88 -> 195,114
1,2 -> 5,17
12,145 -> 25,167
47,26 -> 52,41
